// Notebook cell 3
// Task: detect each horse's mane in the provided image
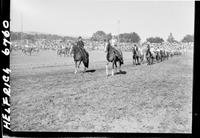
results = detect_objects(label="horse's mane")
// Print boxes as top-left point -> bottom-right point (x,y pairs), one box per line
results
106,43 -> 116,52
71,43 -> 79,51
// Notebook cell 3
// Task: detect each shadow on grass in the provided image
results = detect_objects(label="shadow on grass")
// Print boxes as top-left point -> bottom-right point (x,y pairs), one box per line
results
84,69 -> 96,73
115,70 -> 127,75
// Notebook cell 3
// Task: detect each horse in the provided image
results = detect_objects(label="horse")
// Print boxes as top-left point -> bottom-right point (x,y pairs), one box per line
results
160,49 -> 165,61
57,47 -> 71,57
57,48 -> 67,56
32,47 -> 40,53
132,46 -> 145,65
65,47 -> 71,56
145,47 -> 157,65
69,43 -> 89,74
132,46 -> 140,65
22,47 -> 34,56
154,49 -> 162,62
104,42 -> 124,76
160,49 -> 169,61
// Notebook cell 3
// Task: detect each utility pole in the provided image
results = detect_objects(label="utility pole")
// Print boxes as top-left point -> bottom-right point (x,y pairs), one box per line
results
117,20 -> 120,42
117,20 -> 120,49
21,13 -> 23,46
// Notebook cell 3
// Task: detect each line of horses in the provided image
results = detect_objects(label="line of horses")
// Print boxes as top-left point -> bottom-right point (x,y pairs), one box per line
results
57,47 -> 71,57
69,43 -> 182,76
11,44 -> 72,57
21,47 -> 40,56
132,46 -> 182,66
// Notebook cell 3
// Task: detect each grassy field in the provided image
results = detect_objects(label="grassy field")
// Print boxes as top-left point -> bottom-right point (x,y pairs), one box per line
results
10,49 -> 193,132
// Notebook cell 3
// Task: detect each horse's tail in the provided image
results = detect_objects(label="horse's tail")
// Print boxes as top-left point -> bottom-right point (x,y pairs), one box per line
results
83,54 -> 89,68
81,49 -> 89,68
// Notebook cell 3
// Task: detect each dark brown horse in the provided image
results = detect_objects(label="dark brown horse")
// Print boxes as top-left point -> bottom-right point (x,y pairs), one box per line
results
104,42 -> 124,76
69,43 -> 89,74
132,46 -> 140,65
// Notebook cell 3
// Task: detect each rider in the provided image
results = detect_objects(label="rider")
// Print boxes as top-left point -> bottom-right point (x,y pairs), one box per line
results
110,36 -> 117,48
77,36 -> 84,49
110,36 -> 124,64
133,44 -> 138,53
77,36 -> 89,59
146,42 -> 152,57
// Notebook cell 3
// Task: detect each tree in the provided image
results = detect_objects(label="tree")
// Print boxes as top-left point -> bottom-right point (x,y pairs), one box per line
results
181,34 -> 194,43
105,33 -> 112,41
91,31 -> 107,41
118,32 -> 140,43
24,34 -> 36,43
146,37 -> 164,43
167,33 -> 178,43
10,31 -> 22,41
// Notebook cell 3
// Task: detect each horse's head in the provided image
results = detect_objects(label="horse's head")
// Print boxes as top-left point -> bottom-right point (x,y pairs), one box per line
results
132,46 -> 137,54
104,42 -> 110,53
69,43 -> 76,55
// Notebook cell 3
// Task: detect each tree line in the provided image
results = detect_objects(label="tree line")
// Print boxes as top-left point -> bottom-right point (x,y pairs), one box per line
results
10,31 -> 76,43
11,31 -> 194,44
91,31 -> 194,43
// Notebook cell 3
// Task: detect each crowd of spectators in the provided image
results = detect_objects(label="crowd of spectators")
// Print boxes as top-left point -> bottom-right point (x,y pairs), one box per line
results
11,39 -> 193,53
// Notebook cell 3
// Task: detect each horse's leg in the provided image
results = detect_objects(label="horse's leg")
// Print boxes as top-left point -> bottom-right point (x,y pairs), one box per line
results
106,62 -> 109,76
141,55 -> 144,64
78,61 -> 81,68
135,58 -> 137,65
112,61 -> 115,76
138,56 -> 140,65
83,61 -> 87,72
138,56 -> 140,64
114,60 -> 117,72
134,57 -> 136,65
150,56 -> 152,64
74,61 -> 78,74
84,66 -> 86,72
133,56 -> 135,65
118,61 -> 122,72
147,57 -> 149,65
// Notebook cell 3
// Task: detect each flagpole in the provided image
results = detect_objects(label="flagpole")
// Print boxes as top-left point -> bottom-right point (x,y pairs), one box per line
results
118,20 -> 120,41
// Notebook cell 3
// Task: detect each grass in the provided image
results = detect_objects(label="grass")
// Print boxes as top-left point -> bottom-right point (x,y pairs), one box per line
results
10,50 -> 193,132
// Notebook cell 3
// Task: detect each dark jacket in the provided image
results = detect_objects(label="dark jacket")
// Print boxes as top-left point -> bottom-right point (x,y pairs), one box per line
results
77,40 -> 84,49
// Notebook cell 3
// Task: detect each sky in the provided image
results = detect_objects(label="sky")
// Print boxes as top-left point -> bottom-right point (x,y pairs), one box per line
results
10,0 -> 194,41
